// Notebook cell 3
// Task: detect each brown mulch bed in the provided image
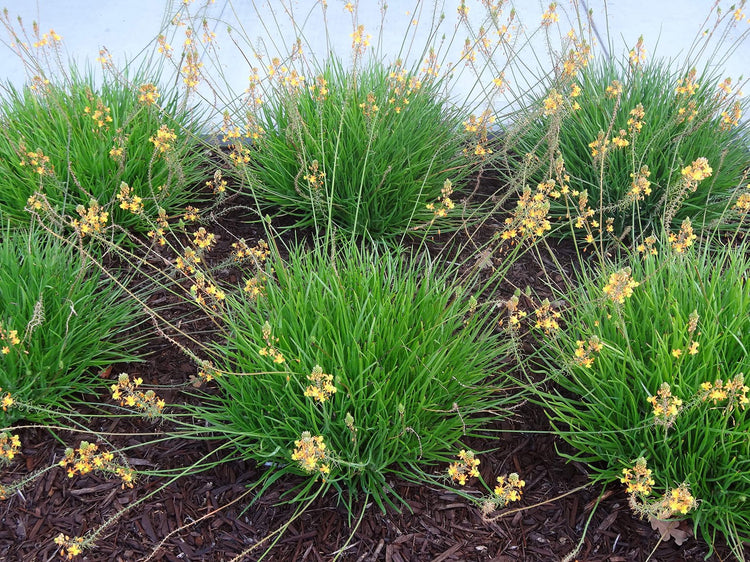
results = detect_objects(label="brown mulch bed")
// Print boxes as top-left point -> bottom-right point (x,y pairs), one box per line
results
1,170 -> 747,561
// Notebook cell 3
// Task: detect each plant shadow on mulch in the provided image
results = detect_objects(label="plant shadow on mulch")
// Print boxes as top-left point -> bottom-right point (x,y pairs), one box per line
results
1,165 -> 747,562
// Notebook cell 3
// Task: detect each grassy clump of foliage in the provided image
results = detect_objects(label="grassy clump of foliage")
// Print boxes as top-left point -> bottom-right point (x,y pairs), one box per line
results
193,240 -> 516,513
535,237 -> 750,557
0,66 -> 207,235
0,227 -> 147,425
233,58 -> 491,240
512,55 -> 749,244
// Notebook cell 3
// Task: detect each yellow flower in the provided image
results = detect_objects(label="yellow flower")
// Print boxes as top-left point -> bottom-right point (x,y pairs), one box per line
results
666,484 -> 697,515
602,268 -> 639,304
492,473 -> 525,505
304,365 -> 337,403
541,3 -> 559,26
620,457 -> 654,496
647,382 -> 682,428
680,157 -> 712,182
448,450 -> 481,486
291,432 -> 330,477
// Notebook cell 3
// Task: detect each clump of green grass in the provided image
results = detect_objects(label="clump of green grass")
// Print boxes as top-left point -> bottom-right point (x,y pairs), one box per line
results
0,65 -> 207,237
511,55 -> 749,245
534,236 -> 750,558
190,240 -> 517,513
0,227 -> 147,425
231,57 -> 491,240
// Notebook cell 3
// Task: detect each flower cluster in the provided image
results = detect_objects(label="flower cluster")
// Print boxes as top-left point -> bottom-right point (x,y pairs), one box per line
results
18,144 -> 54,176
58,440 -> 136,488
83,97 -> 113,131
110,373 -> 165,419
243,274 -> 267,300
54,534 -> 85,560
206,169 -> 227,194
1,388 -> 14,411
386,64 -> 423,113
627,104 -> 646,135
183,206 -> 200,222
181,37 -> 203,90
303,365 -> 337,404
31,26 -> 62,48
620,457 -> 654,496
462,110 -> 495,158
680,157 -> 713,183
426,179 -> 455,223
602,267 -> 639,305
588,131 -> 610,160
675,68 -> 699,97
232,238 -> 269,263
502,181 -> 556,241
0,323 -> 21,355
116,181 -> 144,214
573,336 -> 603,368
175,247 -> 201,275
605,80 -> 623,99
720,100 -> 742,130
147,207 -> 169,246
350,24 -> 371,56
735,185 -> 750,215
628,166 -> 652,202
0,432 -> 21,465
498,293 -> 527,331
303,160 -> 326,191
308,74 -> 329,102
259,321 -> 285,364
149,124 -> 177,154
621,457 -> 697,520
109,131 -> 126,163
291,432 -> 330,478
647,382 -> 683,428
542,88 -> 563,117
560,30 -> 592,78
70,200 -> 108,237
534,299 -> 561,335
138,83 -> 160,106
541,3 -> 559,26
700,375 -> 749,412
359,91 -> 380,118
190,272 -> 226,310
629,36 -> 646,69
192,227 -> 216,251
668,218 -> 697,254
636,235 -> 658,256
492,473 -> 525,505
448,449 -> 481,485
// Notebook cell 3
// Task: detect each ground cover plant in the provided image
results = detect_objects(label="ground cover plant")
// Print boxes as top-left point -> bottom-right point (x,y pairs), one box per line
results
0,226 -> 147,426
0,15 -> 208,239
502,16 -> 750,247
535,235 -> 750,558
0,0 -> 749,560
190,240 -> 518,516
233,57 -> 489,239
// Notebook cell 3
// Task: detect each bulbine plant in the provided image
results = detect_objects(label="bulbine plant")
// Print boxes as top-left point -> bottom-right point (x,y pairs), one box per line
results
535,236 -> 750,558
0,14 -> 208,240
0,226 -> 147,425
502,5 -> 750,248
233,57 -> 489,239
186,239 -> 520,515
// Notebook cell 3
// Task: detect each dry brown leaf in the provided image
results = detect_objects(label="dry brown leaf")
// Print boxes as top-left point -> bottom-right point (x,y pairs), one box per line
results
649,516 -> 692,546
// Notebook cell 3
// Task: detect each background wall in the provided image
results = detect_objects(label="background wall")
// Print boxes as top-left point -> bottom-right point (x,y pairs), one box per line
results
1,0 -> 747,114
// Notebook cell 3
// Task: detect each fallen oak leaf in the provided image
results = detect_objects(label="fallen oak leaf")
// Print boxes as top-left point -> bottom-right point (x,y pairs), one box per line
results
649,516 -> 692,546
